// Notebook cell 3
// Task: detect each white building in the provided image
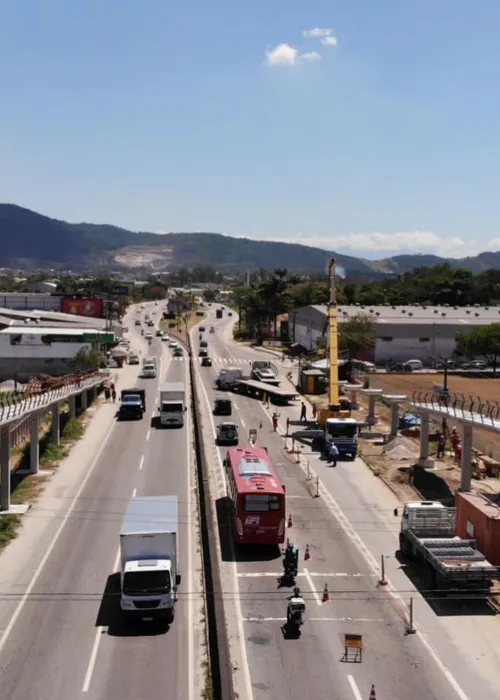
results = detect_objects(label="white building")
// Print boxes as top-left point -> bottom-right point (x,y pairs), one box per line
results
0,327 -> 115,381
289,304 -> 500,363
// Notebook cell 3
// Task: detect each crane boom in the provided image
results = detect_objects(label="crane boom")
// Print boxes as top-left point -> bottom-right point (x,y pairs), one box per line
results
328,257 -> 340,410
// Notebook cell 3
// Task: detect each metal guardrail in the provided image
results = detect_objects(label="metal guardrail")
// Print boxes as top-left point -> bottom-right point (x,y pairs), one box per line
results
0,373 -> 106,428
411,391 -> 500,426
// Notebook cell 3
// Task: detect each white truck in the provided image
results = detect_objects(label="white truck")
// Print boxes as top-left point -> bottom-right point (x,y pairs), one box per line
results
396,501 -> 500,591
142,356 -> 157,378
159,382 -> 186,427
251,360 -> 280,386
120,496 -> 180,624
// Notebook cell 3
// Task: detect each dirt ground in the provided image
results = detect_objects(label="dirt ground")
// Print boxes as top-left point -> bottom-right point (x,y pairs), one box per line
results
305,371 -> 500,503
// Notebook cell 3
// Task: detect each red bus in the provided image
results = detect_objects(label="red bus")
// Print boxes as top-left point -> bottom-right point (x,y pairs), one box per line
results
224,446 -> 286,545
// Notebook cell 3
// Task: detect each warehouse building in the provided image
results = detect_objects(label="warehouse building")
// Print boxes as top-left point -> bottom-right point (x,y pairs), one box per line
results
289,304 -> 500,364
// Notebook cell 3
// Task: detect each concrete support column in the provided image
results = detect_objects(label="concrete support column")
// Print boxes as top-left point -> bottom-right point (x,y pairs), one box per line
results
29,411 -> 40,475
418,412 -> 434,468
81,390 -> 88,411
390,403 -> 399,439
367,395 -> 376,424
350,391 -> 358,409
52,402 -> 60,446
460,424 -> 474,492
69,395 -> 76,419
0,425 -> 11,512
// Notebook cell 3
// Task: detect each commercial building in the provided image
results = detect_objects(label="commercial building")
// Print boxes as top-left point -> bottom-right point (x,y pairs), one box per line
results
0,326 -> 115,381
289,304 -> 500,364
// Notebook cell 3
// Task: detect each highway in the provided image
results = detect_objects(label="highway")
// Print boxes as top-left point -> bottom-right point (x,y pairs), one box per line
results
0,303 -> 199,700
191,307 -> 489,700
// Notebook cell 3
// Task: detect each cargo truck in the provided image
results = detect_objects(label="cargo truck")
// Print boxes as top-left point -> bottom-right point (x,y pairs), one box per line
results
120,496 -> 180,623
118,388 -> 146,420
396,501 -> 500,591
159,382 -> 186,427
142,356 -> 157,378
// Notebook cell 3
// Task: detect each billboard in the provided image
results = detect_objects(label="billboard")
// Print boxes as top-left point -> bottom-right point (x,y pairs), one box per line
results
62,297 -> 105,318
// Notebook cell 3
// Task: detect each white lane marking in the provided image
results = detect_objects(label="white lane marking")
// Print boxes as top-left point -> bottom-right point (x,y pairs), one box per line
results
82,547 -> 121,692
185,355 -> 195,700
240,417 -> 246,428
132,488 -> 137,497
0,412 -> 119,655
146,429 -> 151,441
303,567 -> 321,606
139,455 -> 144,471
347,675 -> 363,700
254,390 -> 472,700
191,332 -> 255,700
242,617 -> 384,623
236,572 -> 373,578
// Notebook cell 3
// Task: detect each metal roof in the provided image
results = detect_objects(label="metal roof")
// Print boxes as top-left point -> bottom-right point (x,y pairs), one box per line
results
0,326 -> 109,336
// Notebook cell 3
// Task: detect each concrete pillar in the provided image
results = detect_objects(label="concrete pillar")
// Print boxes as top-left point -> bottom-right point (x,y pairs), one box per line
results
29,411 -> 40,475
0,425 -> 11,512
52,402 -> 60,445
367,395 -> 377,424
81,390 -> 88,411
418,413 -> 434,468
390,403 -> 399,439
350,391 -> 358,409
69,395 -> 76,419
460,424 -> 474,492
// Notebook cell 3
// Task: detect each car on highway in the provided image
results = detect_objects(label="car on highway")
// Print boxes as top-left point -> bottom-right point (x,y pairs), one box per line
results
156,329 -> 163,337
201,357 -> 212,367
128,353 -> 140,365
216,422 -> 239,446
199,349 -> 208,357
213,398 -> 232,415
145,332 -> 153,340
200,340 -> 208,348
169,340 -> 178,348
173,347 -> 183,357
209,326 -> 214,333
228,311 -> 232,316
161,334 -> 169,341
134,319 -> 141,326
199,326 -> 205,332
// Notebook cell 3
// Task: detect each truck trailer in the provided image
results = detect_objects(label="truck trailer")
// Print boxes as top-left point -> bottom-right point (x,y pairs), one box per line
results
396,501 -> 500,591
120,496 -> 180,623
159,382 -> 186,427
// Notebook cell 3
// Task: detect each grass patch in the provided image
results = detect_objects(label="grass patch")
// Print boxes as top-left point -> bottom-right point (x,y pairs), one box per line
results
200,660 -> 213,700
0,516 -> 21,551
62,417 -> 84,441
40,443 -> 68,466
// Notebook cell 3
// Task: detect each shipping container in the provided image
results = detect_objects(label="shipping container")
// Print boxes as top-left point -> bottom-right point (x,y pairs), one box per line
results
456,492 -> 500,566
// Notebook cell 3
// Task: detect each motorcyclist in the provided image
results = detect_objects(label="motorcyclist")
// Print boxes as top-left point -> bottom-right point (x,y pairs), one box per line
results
283,542 -> 298,575
287,587 -> 305,626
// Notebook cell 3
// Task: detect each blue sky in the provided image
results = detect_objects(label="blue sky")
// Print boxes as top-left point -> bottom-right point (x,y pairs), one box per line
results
1,0 -> 500,260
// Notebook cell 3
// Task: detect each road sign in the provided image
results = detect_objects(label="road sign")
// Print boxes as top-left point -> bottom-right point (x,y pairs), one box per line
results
109,285 -> 130,296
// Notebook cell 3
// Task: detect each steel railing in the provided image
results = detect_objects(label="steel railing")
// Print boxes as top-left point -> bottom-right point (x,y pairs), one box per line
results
411,391 -> 500,427
0,372 -> 106,428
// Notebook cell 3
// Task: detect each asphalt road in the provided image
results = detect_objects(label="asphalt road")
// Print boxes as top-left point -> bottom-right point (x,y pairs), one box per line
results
0,304 -> 196,700
192,308 -> 471,700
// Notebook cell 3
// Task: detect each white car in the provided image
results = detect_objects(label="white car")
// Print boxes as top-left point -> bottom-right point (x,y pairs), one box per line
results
161,334 -> 169,342
168,340 -> 178,348
145,333 -> 153,340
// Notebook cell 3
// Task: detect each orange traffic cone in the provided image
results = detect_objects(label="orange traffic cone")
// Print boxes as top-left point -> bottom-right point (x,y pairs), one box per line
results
322,584 -> 329,603
369,685 -> 377,700
304,544 -> 311,561
287,514 -> 293,528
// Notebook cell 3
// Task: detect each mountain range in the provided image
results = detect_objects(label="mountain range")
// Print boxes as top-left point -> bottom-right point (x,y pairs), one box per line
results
1,203 -> 500,276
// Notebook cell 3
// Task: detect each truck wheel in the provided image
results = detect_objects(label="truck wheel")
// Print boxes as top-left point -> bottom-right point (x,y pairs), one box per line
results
166,608 -> 175,624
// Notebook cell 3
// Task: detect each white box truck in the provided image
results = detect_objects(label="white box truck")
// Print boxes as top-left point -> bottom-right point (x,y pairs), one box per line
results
120,496 -> 180,623
142,356 -> 157,378
159,382 -> 186,427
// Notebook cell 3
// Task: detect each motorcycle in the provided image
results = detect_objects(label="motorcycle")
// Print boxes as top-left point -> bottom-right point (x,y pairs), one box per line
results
281,550 -> 299,585
287,601 -> 305,631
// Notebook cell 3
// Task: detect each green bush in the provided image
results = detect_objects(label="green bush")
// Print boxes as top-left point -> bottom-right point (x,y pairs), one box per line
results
63,417 -> 84,441
41,443 -> 67,465
0,516 -> 21,550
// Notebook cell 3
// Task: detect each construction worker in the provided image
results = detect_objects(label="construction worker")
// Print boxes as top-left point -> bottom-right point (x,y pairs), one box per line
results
436,433 -> 446,459
272,412 -> 280,431
300,402 -> 307,422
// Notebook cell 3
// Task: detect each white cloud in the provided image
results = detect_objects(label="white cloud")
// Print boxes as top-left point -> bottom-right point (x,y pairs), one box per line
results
243,231 -> 478,259
486,238 -> 500,251
321,36 -> 337,46
301,50 -> 321,62
265,43 -> 321,66
303,28 -> 333,38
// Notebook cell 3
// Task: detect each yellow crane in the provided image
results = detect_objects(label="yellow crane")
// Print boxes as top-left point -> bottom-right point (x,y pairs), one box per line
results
317,257 -> 351,425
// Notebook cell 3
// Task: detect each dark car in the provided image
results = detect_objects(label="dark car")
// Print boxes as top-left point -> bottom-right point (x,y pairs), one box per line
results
199,349 -> 208,357
213,398 -> 232,416
201,357 -> 212,367
199,326 -> 206,332
216,422 -> 239,446
200,340 -> 208,348
173,347 -> 183,357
